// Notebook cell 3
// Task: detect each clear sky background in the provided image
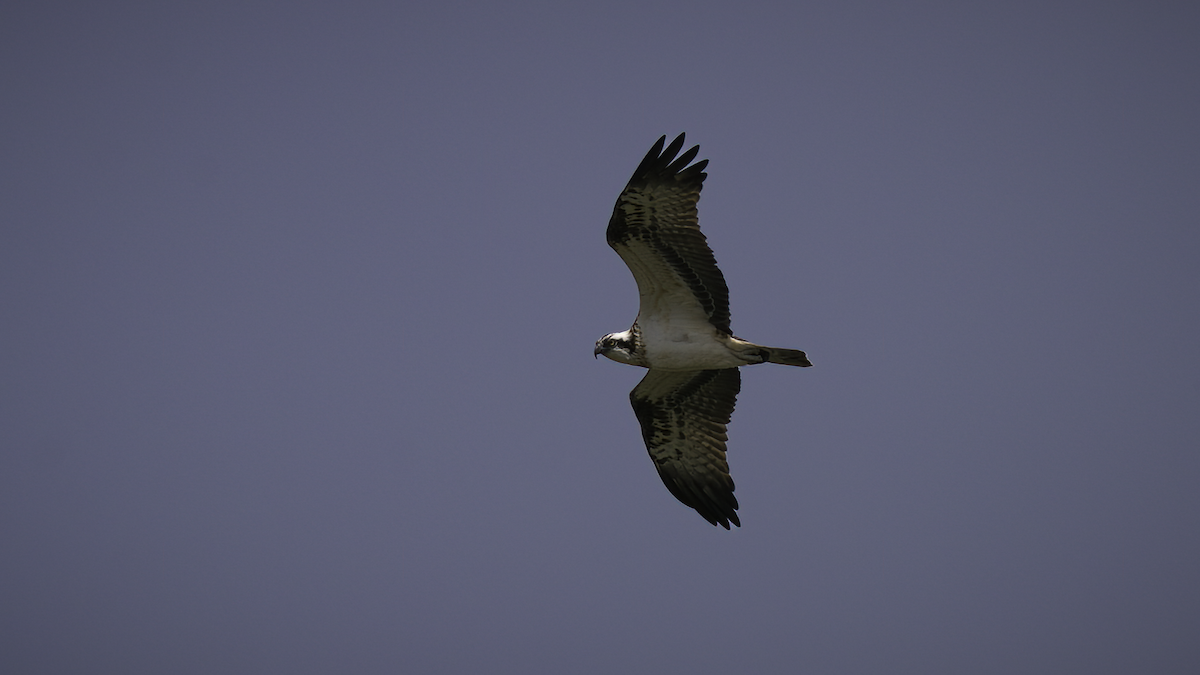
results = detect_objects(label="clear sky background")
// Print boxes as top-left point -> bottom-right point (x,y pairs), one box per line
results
3,2 -> 1198,673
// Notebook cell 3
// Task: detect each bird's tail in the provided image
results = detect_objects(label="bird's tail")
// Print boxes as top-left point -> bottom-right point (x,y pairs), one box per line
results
760,346 -> 813,367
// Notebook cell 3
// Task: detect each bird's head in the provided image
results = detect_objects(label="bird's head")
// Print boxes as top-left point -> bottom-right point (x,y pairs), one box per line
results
594,331 -> 638,365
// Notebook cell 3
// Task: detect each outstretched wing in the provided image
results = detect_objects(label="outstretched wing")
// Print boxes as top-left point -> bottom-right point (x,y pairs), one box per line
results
630,368 -> 742,528
607,134 -> 732,335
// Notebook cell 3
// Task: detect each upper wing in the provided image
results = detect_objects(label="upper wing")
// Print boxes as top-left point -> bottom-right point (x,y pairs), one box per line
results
630,368 -> 742,528
607,134 -> 732,335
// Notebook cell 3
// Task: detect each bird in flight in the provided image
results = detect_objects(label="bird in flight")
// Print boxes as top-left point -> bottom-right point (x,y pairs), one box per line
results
595,133 -> 812,529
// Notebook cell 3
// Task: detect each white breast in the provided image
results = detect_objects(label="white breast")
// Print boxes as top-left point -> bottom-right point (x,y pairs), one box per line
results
637,316 -> 745,371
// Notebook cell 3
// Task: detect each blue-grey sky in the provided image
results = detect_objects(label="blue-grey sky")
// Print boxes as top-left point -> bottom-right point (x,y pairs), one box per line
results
3,2 -> 1198,673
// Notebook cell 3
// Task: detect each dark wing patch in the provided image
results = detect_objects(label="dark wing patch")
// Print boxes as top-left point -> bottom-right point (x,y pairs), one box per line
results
630,368 -> 742,529
607,134 -> 732,334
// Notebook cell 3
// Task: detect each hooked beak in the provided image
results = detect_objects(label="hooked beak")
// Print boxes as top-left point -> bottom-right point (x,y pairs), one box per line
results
594,344 -> 603,359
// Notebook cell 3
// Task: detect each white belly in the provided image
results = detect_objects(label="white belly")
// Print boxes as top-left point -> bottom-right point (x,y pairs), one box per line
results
638,322 -> 746,371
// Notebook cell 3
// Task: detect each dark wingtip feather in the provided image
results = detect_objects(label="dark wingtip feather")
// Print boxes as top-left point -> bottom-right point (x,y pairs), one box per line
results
625,133 -> 707,188
665,143 -> 700,175
629,135 -> 668,181
658,472 -> 740,529
661,133 -> 686,163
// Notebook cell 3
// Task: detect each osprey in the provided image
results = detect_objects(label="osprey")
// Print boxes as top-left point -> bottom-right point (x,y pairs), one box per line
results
595,133 -> 812,529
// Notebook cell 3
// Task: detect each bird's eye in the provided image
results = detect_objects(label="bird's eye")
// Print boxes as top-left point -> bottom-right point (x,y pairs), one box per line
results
603,338 -> 614,348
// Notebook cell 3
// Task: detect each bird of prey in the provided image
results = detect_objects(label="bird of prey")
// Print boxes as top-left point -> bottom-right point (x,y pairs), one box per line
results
595,133 -> 812,529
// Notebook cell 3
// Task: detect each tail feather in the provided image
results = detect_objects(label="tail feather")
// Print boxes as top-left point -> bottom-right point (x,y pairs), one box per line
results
762,347 -> 813,367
